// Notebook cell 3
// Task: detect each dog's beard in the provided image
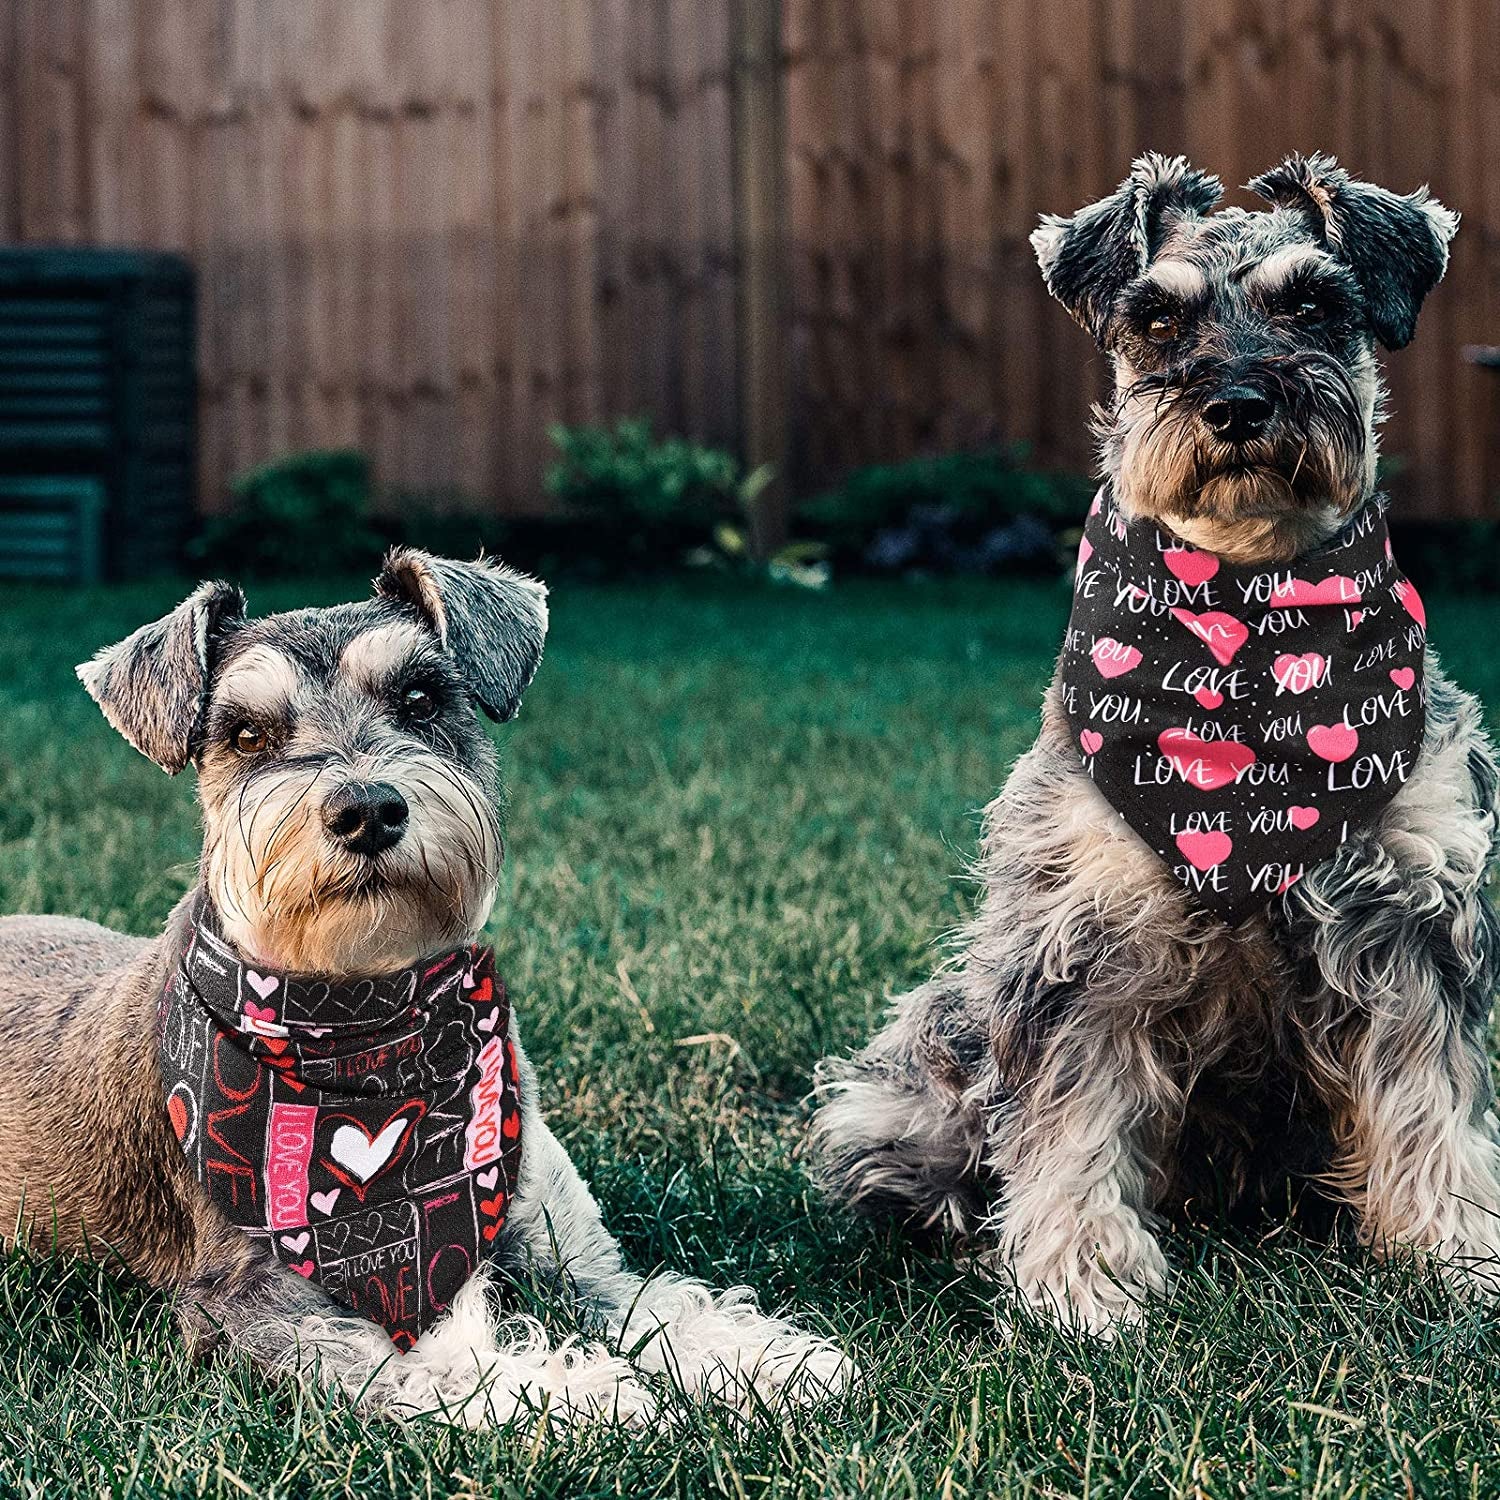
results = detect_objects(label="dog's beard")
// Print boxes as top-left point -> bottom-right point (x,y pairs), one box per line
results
1103,355 -> 1376,561
201,750 -> 500,975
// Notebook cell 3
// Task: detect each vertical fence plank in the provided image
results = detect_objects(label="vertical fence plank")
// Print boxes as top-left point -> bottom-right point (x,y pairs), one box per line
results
732,0 -> 788,552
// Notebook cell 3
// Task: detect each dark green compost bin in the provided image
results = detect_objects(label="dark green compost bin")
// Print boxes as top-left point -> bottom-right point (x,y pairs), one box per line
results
0,248 -> 196,582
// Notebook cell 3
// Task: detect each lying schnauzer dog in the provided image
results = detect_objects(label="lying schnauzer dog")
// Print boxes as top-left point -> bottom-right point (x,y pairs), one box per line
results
815,153 -> 1500,1334
0,551 -> 850,1421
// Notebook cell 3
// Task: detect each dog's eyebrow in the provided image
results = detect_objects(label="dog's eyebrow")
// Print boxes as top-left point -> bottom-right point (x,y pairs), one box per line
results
213,644 -> 304,717
339,621 -> 435,691
1142,259 -> 1207,301
1238,245 -> 1330,293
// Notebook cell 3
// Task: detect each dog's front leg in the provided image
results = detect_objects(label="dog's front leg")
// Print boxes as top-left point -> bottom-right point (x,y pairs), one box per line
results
1298,888 -> 1500,1292
1295,703 -> 1500,1294
181,1256 -> 654,1428
506,1113 -> 855,1410
984,1018 -> 1171,1336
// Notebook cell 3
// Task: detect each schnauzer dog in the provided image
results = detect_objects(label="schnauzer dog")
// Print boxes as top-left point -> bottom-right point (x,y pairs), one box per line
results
814,153 -> 1500,1334
0,551 -> 850,1422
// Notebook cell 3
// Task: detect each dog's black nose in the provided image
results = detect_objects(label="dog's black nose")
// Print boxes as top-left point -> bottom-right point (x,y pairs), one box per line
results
323,781 -> 409,856
1203,386 -> 1275,445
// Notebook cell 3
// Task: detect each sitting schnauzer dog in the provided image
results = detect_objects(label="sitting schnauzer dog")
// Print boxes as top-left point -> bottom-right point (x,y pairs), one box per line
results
0,551 -> 850,1422
814,153 -> 1500,1335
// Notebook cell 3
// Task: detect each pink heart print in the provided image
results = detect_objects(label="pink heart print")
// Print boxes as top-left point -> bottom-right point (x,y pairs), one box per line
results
1271,652 -> 1327,694
1307,723 -> 1359,763
1080,730 -> 1104,756
1193,687 -> 1224,710
1175,829 -> 1232,870
1394,579 -> 1426,628
290,1260 -> 316,1278
1077,535 -> 1094,569
244,1001 -> 278,1025
1170,608 -> 1250,666
1162,547 -> 1219,587
1270,575 -> 1362,608
1288,805 -> 1320,830
1389,668 -> 1415,691
1090,637 -> 1143,679
1158,728 -> 1257,791
245,971 -> 279,1001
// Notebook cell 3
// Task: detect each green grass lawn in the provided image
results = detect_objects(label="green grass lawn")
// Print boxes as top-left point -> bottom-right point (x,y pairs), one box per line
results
4,573 -> 1500,1498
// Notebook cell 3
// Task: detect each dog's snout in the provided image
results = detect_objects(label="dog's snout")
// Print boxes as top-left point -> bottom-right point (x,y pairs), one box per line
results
323,781 -> 409,856
1202,386 -> 1275,445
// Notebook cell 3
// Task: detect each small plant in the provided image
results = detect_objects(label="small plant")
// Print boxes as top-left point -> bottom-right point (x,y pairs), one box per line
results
546,418 -> 806,576
190,450 -> 385,577
801,447 -> 1092,575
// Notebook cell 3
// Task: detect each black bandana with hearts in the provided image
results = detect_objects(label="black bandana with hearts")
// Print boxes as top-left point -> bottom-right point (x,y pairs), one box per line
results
1061,487 -> 1427,925
157,896 -> 523,1351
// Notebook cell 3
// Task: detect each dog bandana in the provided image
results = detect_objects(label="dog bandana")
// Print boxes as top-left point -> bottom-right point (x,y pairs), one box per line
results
157,897 -> 523,1351
1062,487 -> 1427,925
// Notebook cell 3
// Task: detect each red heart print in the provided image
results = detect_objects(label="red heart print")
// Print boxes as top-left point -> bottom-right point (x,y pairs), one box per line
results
1090,637 -> 1142,679
1394,580 -> 1426,628
1175,830 -> 1232,870
289,1260 -> 316,1277
1288,805 -> 1320,830
167,1093 -> 189,1140
1307,723 -> 1359,762
1080,730 -> 1103,756
1193,687 -> 1224,710
1158,728 -> 1256,791
1272,652 -> 1327,694
1270,575 -> 1361,608
262,1036 -> 289,1056
1163,547 -> 1219,587
483,1223 -> 502,1241
502,1111 -> 520,1140
1389,668 -> 1415,691
1170,608 -> 1249,666
480,1193 -> 507,1219
468,976 -> 494,1005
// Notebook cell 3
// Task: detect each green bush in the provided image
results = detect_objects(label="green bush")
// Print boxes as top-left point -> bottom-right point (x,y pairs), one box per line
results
544,418 -> 779,572
801,447 -> 1089,550
190,450 -> 386,577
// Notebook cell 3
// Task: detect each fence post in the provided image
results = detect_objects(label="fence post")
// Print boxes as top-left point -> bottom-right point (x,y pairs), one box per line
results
731,0 -> 789,559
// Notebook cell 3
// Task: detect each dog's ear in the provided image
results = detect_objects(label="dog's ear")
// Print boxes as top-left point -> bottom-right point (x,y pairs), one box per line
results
1031,153 -> 1223,344
375,548 -> 548,722
76,581 -> 246,774
1247,152 -> 1458,350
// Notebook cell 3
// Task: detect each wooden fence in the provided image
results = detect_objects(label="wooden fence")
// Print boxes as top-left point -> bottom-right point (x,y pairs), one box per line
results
3,0 -> 1498,525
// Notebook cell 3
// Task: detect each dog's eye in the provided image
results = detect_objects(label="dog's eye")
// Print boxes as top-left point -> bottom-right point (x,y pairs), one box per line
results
399,684 -> 439,724
1292,296 -> 1326,322
233,723 -> 269,756
1146,312 -> 1181,343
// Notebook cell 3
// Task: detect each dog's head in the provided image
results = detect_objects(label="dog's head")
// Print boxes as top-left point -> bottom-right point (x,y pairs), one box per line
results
77,550 -> 547,974
1033,152 -> 1457,560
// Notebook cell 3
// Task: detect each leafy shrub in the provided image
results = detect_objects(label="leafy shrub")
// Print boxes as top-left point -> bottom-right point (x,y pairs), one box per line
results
190,450 -> 386,577
800,448 -> 1092,575
545,418 -> 779,572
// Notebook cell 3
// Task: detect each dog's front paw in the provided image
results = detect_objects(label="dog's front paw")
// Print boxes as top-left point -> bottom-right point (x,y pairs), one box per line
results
400,1317 -> 658,1429
976,1230 -> 1170,1340
633,1285 -> 857,1412
709,1326 -> 860,1411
